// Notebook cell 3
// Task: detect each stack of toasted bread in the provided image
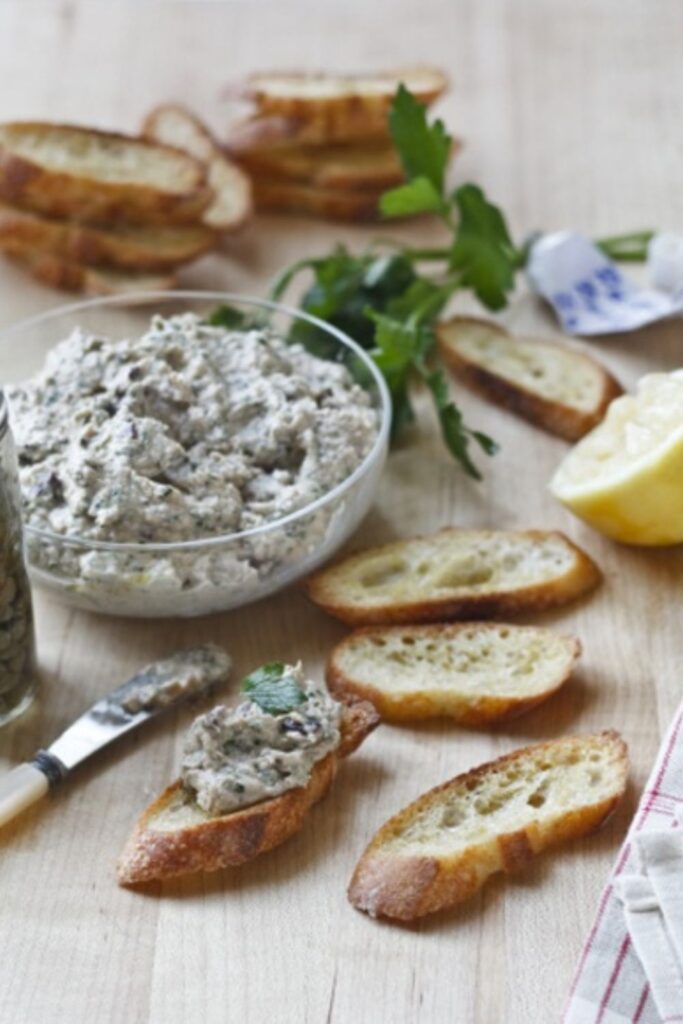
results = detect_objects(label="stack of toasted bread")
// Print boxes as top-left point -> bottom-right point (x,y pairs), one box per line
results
225,66 -> 450,221
0,115 -> 251,295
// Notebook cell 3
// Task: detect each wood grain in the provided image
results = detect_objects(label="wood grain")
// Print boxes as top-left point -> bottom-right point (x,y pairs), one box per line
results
0,2 -> 681,1022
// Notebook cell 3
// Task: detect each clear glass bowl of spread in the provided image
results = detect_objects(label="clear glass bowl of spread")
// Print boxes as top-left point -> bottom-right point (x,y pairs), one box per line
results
0,292 -> 390,618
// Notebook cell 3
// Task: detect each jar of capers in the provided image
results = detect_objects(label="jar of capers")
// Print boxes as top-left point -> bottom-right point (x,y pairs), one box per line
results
0,392 -> 37,725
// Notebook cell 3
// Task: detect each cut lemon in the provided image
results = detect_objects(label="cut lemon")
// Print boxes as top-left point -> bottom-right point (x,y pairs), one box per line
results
550,369 -> 683,545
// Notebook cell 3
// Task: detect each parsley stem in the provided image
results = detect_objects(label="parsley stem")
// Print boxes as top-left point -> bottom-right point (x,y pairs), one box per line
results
268,258 -> 319,301
402,246 -> 452,261
596,230 -> 655,262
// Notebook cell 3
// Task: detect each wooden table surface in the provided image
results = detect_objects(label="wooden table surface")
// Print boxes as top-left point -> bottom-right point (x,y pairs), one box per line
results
0,3 -> 681,1022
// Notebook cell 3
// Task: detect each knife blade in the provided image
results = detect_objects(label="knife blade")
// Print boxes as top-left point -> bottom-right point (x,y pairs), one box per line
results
0,643 -> 231,827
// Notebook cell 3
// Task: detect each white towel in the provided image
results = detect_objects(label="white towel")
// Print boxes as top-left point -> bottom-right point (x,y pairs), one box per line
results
636,829 -> 683,969
563,701 -> 683,1023
615,873 -> 683,1020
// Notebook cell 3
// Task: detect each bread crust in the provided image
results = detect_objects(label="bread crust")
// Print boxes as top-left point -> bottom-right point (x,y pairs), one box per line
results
348,731 -> 628,920
437,316 -> 624,441
326,622 -> 581,724
227,112 -> 393,149
4,246 -> 176,296
0,203 -> 216,271
241,66 -> 447,119
234,141 -> 405,191
306,528 -> 603,626
251,177 -> 382,222
117,697 -> 379,886
0,122 -> 212,226
3,243 -> 175,296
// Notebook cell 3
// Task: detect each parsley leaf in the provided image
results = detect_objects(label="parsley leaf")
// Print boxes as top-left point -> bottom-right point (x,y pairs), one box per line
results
241,662 -> 306,715
416,364 -> 499,479
369,310 -> 495,476
293,248 -> 417,350
368,311 -> 419,440
380,176 -> 446,218
208,304 -> 248,328
449,184 -> 518,310
388,83 -> 451,193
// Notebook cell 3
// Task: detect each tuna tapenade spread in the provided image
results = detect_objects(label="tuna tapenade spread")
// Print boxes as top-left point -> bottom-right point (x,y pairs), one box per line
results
181,663 -> 342,815
6,313 -> 378,614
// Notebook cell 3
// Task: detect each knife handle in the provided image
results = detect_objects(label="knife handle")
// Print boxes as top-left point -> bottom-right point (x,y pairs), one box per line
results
0,763 -> 50,827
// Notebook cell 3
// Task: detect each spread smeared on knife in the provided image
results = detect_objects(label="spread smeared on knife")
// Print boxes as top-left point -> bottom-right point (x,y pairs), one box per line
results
180,662 -> 342,815
119,644 -> 232,714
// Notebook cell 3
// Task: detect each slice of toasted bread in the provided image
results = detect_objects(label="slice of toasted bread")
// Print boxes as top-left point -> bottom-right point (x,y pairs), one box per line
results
242,66 -> 447,118
228,66 -> 447,148
227,111 -> 394,149
233,139 -> 406,191
251,177 -> 382,221
306,528 -> 602,626
142,105 -> 252,231
117,696 -> 379,885
0,202 -> 215,271
327,622 -> 581,724
349,731 -> 628,920
3,246 -> 175,296
0,122 -> 212,226
437,317 -> 623,441
227,112 -> 394,149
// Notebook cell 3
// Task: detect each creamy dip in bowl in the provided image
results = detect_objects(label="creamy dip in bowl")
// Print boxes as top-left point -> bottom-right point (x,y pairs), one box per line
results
0,292 -> 390,617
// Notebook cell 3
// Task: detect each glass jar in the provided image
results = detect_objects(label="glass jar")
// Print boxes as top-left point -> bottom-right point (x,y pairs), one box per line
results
0,391 -> 37,725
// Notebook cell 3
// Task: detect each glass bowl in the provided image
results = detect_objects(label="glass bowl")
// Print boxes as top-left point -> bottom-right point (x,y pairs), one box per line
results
0,291 -> 390,618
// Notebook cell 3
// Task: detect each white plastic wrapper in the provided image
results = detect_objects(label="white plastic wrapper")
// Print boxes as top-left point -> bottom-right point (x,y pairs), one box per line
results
527,231 -> 683,336
647,232 -> 683,293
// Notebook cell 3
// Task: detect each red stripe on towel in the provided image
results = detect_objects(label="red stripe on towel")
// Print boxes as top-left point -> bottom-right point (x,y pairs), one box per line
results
596,935 -> 631,1023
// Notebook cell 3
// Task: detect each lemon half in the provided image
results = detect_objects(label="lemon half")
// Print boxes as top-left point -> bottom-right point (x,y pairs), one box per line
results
550,370 -> 683,545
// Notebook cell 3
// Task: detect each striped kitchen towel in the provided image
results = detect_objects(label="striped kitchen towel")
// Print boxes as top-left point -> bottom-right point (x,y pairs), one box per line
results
563,702 -> 683,1024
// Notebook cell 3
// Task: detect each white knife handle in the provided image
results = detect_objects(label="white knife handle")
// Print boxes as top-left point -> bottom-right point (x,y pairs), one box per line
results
0,763 -> 49,827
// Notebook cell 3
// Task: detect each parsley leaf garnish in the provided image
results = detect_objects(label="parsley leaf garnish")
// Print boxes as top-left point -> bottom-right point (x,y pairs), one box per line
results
388,83 -> 451,194
449,184 -> 519,310
241,662 -> 306,715
416,363 -> 498,479
264,83 -> 526,477
380,176 -> 445,218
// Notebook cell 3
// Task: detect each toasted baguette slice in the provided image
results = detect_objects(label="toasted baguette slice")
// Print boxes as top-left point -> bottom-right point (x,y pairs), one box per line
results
437,317 -> 623,441
4,246 -> 175,297
306,528 -> 602,626
327,622 -> 580,724
117,697 -> 379,886
0,202 -> 215,271
251,177 -> 382,222
0,122 -> 212,226
234,139 -> 405,190
228,66 -> 446,149
142,105 -> 252,231
227,112 -> 394,149
349,731 -> 628,920
242,67 -> 447,119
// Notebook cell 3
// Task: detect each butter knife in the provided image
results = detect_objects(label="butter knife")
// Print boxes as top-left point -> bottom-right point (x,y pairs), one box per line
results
0,643 -> 231,827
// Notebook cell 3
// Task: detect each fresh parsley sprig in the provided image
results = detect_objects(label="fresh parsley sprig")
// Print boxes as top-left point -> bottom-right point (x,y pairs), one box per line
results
269,83 -> 655,477
270,84 -> 515,477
